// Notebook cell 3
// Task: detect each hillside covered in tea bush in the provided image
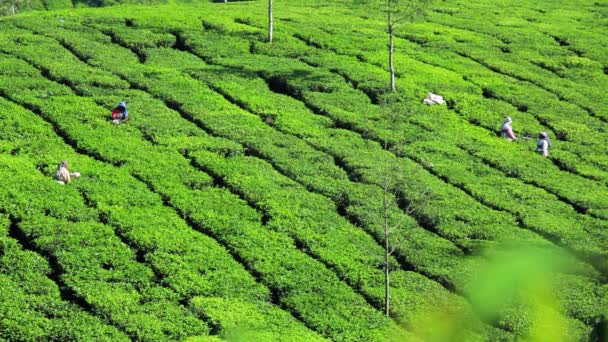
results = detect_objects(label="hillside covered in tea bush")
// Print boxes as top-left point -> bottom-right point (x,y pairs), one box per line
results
0,0 -> 607,340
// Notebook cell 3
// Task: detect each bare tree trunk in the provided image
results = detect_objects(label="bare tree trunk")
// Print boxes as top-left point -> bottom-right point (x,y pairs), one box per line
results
384,217 -> 390,317
389,28 -> 395,92
11,3 -> 16,15
268,0 -> 273,43
388,0 -> 396,92
383,158 -> 390,318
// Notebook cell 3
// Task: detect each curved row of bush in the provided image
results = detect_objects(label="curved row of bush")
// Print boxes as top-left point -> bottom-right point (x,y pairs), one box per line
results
391,32 -> 608,178
216,17 -> 608,220
0,211 -> 130,341
0,29 -> 407,341
184,45 -> 608,331
65,16 -> 604,336
71,22 -> 523,336
423,2 -> 608,119
0,92 -> 226,340
261,14 -> 608,183
59,10 -> 604,332
173,26 -> 591,250
243,30 -> 608,268
0,150 -> 210,340
2,6 -> 606,339
289,9 -> 608,150
181,51 -> 608,275
304,48 -> 606,217
29,25 -> 469,339
0,90 -> 328,341
154,18 -> 608,331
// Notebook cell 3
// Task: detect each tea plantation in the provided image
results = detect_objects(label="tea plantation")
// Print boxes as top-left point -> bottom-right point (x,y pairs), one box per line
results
0,0 -> 606,340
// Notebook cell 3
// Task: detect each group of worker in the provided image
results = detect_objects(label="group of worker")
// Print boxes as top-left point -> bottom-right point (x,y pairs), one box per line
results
55,102 -> 128,184
500,116 -> 551,157
54,102 -> 552,184
423,92 -> 551,157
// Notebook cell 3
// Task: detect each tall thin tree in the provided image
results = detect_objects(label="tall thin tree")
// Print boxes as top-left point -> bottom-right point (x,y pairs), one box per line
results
268,0 -> 273,43
377,97 -> 431,318
388,0 -> 395,92
380,149 -> 398,318
385,0 -> 432,91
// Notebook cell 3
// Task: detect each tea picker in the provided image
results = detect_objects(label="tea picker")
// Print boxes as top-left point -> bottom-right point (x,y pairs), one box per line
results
55,160 -> 80,184
422,92 -> 445,105
536,132 -> 551,157
500,116 -> 517,141
111,101 -> 129,125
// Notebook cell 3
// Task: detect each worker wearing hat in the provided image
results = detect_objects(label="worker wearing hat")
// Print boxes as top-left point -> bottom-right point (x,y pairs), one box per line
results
500,116 -> 517,141
536,132 -> 551,157
55,160 -> 81,184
